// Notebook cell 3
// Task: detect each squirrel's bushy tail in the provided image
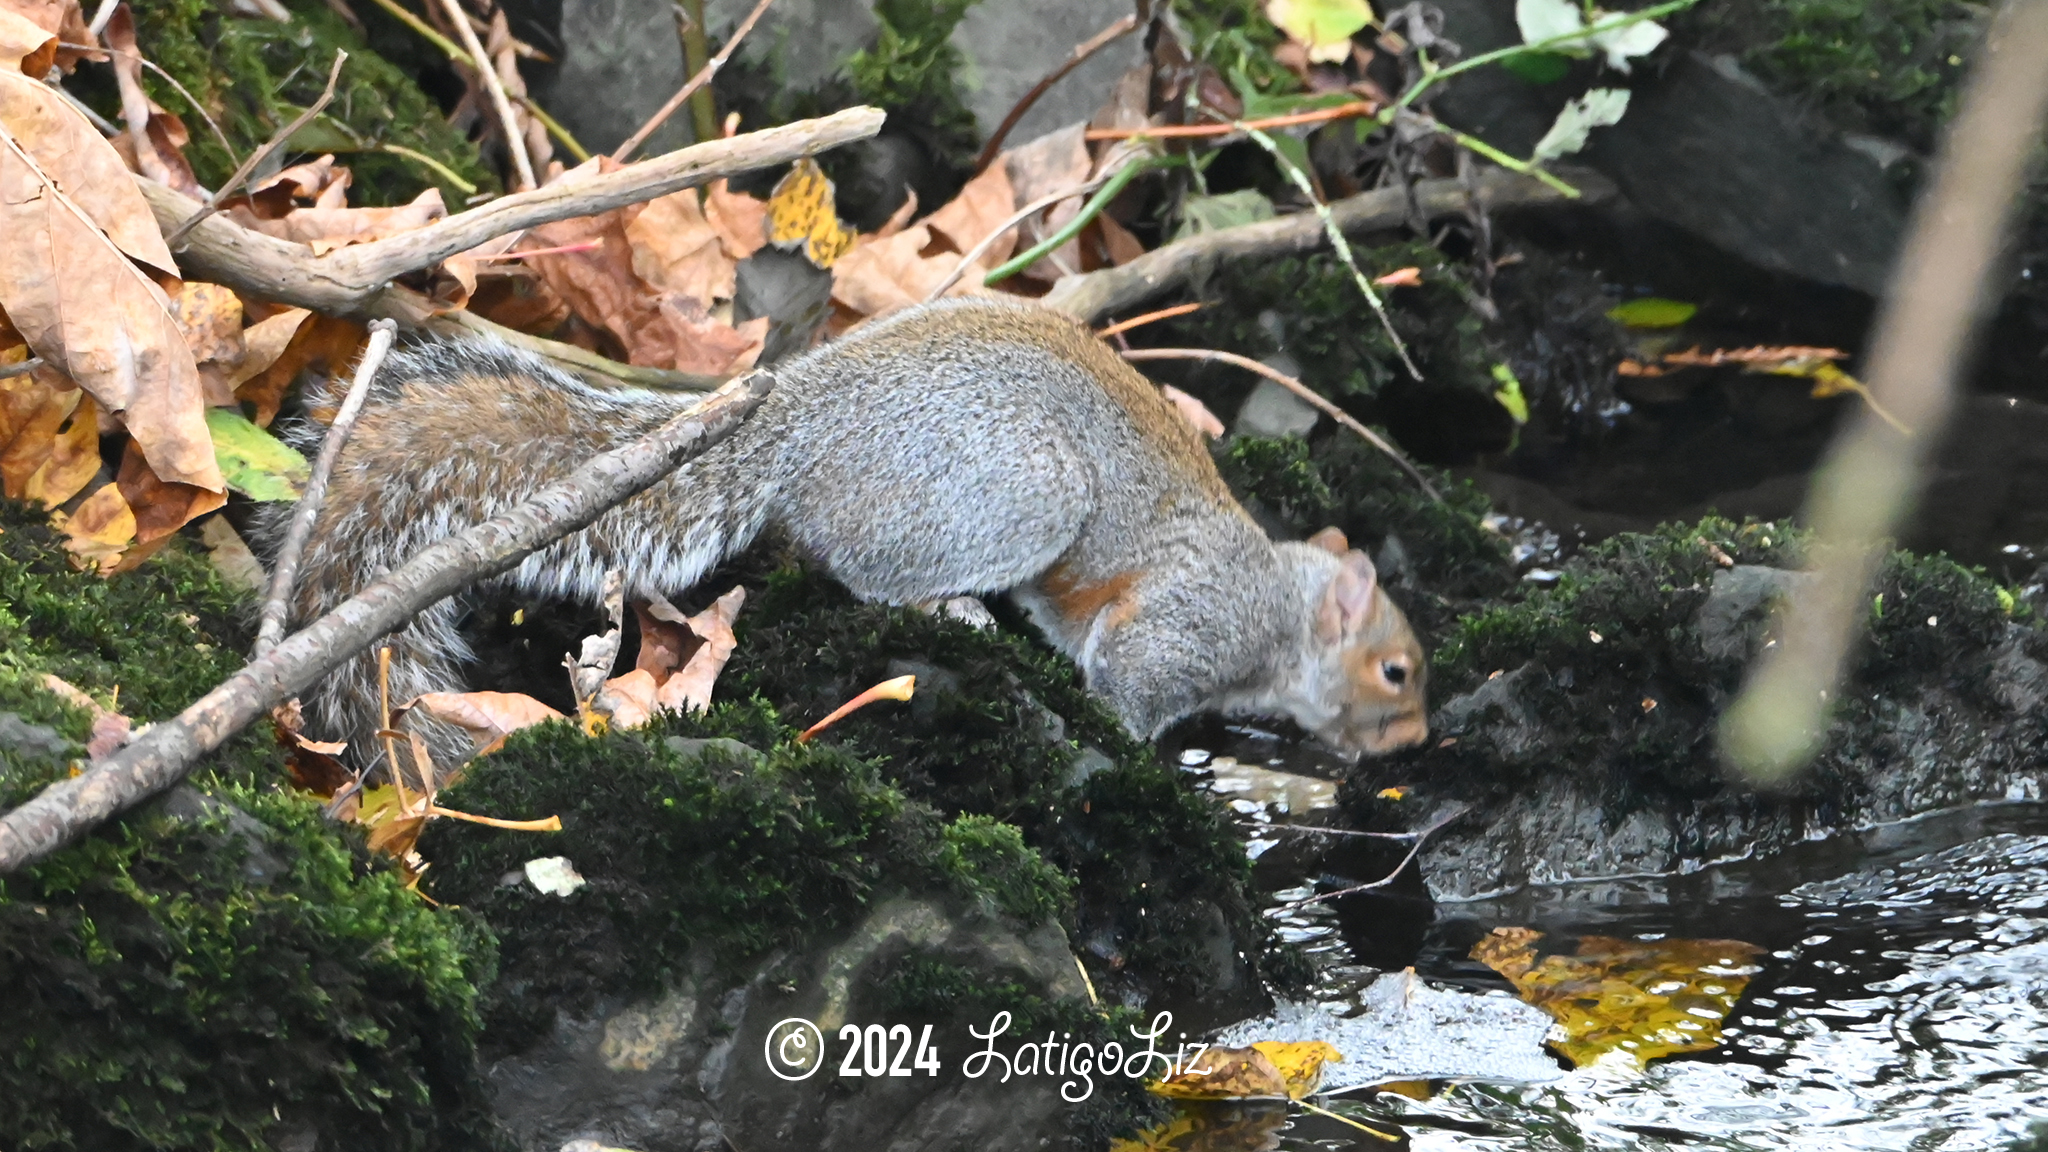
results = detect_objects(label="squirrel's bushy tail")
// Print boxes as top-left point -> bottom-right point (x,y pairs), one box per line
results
251,338 -> 778,761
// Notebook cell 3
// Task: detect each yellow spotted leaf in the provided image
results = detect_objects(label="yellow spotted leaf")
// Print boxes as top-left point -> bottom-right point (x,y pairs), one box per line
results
766,157 -> 856,269
1151,1044 -> 1291,1100
51,480 -> 135,572
1471,927 -> 1764,1068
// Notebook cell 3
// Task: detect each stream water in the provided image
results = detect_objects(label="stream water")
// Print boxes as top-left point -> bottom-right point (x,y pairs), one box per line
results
1161,727 -> 2048,1151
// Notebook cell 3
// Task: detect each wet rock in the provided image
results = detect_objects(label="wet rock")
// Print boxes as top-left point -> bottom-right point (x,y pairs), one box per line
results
487,897 -> 1088,1151
1695,565 -> 1814,662
529,0 -> 692,157
732,249 -> 835,367
949,0 -> 1149,142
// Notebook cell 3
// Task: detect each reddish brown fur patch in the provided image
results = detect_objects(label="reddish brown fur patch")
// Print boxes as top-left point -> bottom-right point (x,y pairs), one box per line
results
1041,561 -> 1141,627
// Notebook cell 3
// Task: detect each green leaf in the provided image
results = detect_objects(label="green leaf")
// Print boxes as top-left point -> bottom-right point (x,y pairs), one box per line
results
1500,49 -> 1573,83
1266,0 -> 1374,63
207,408 -> 310,502
1604,297 -> 1698,328
1175,189 -> 1278,241
1491,363 -> 1530,424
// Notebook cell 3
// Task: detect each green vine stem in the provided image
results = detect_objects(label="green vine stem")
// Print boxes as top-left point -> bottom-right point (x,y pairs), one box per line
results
982,153 -> 1167,286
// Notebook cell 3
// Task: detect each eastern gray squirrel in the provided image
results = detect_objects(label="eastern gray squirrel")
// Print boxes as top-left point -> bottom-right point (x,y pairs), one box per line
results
262,297 -> 1429,757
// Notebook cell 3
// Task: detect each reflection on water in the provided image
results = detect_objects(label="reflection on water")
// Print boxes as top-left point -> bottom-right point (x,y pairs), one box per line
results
1177,732 -> 2048,1152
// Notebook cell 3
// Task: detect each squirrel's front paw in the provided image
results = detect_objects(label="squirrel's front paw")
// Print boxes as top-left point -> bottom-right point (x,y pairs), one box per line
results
922,596 -> 996,630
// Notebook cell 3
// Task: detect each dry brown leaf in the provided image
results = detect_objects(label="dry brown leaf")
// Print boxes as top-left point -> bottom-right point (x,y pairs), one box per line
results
1096,212 -> 1145,266
115,436 -> 224,545
237,312 -> 365,426
407,690 -> 565,755
0,7 -> 55,75
256,187 -> 449,255
52,480 -> 135,571
630,594 -> 694,679
2,0 -> 97,73
170,281 -> 244,366
0,81 -> 218,493
831,163 -> 1017,322
628,187 -> 736,307
1159,384 -> 1224,439
102,7 -> 200,197
595,667 -> 659,730
1002,123 -> 1090,282
0,67 -> 176,275
704,179 -> 768,259
227,306 -> 312,390
656,585 -> 745,713
0,361 -> 99,506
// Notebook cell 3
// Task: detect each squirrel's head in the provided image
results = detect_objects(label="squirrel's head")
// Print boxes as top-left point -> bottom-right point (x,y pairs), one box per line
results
1282,528 -> 1429,757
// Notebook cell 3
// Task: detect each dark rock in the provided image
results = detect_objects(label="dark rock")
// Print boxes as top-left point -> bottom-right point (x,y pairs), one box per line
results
1695,564 -> 1814,662
950,0 -> 1149,143
0,711 -> 72,763
733,248 -> 835,365
1429,0 -> 1909,293
663,736 -> 766,766
529,0 -> 693,157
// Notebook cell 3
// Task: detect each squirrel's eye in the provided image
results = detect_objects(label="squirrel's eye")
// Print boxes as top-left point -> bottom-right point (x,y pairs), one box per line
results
1382,661 -> 1407,686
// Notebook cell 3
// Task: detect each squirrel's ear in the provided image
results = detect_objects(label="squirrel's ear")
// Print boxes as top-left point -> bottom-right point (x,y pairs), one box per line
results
1316,550 -> 1380,641
1307,527 -> 1350,556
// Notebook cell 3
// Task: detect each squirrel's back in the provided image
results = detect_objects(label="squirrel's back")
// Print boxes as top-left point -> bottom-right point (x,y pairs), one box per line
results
263,297 -> 1428,757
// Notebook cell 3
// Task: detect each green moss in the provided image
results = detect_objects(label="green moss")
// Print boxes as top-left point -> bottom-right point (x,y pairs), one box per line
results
939,814 -> 1072,925
1168,0 -> 1297,97
1217,433 -> 1515,638
87,0 -> 495,205
1156,244 -> 1497,401
0,502 -> 502,1151
847,0 -> 984,169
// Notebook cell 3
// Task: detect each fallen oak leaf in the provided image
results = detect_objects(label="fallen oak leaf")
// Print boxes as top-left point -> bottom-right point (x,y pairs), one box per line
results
655,584 -> 745,713
0,361 -> 99,507
102,6 -> 200,197
405,689 -> 565,755
0,72 -> 221,492
0,54 -> 171,277
49,480 -> 135,572
0,6 -> 55,75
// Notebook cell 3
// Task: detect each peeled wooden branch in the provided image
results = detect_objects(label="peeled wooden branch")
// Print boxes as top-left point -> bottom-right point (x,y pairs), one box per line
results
135,106 -> 886,319
0,371 -> 774,874
1042,166 -> 1611,324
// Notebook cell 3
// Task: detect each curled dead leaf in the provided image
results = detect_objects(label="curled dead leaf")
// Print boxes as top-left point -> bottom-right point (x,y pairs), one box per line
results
406,689 -> 565,755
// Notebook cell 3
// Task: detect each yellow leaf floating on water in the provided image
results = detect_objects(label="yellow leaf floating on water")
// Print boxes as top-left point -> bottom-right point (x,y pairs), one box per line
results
1471,927 -> 1764,1068
766,156 -> 856,269
1151,1040 -> 1341,1100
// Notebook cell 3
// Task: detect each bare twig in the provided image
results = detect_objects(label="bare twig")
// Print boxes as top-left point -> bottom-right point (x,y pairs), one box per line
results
1720,0 -> 2048,781
613,0 -> 775,162
973,13 -> 1139,172
86,0 -> 119,35
925,174 -> 1111,301
1042,167 -> 1605,323
0,372 -> 775,874
1095,302 -> 1201,339
166,51 -> 347,249
132,107 -> 885,318
436,0 -> 535,190
0,357 -> 46,380
254,320 -> 400,659
1121,347 -> 1443,502
1272,804 -> 1467,911
1086,99 -> 1375,141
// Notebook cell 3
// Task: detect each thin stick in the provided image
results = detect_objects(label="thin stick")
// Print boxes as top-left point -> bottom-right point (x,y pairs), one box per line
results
613,0 -> 774,162
87,0 -> 119,35
378,645 -> 408,810
1087,100 -> 1374,141
437,0 -> 534,190
0,357 -> 45,380
973,13 -> 1139,172
1122,347 -> 1442,502
1294,1101 -> 1398,1142
925,174 -> 1111,301
1245,125 -> 1421,381
1095,302 -> 1201,339
1273,804 -> 1466,911
165,51 -> 346,249
0,371 -> 774,874
363,0 -> 464,59
254,319 -> 399,659
1720,0 -> 2048,781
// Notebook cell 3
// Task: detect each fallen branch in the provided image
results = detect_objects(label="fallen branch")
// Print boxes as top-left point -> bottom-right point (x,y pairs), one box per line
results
0,371 -> 775,874
613,0 -> 776,162
1041,166 -> 1609,324
1122,347 -> 1442,502
135,106 -> 885,319
254,319 -> 398,659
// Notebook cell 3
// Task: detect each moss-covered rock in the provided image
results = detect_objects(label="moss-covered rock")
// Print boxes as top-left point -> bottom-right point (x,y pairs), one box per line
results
0,503 -> 503,1152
